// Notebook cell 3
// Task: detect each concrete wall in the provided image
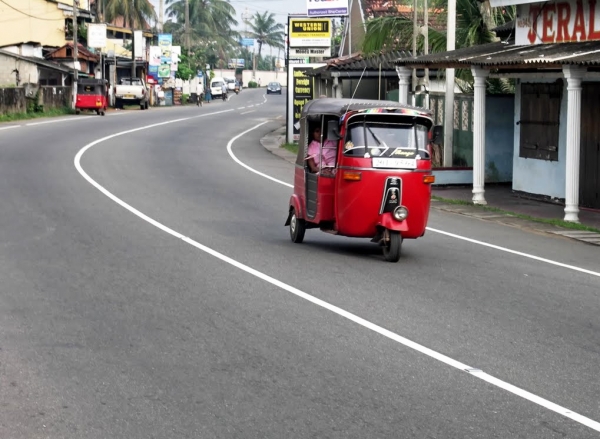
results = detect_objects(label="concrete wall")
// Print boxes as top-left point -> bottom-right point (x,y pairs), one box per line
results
0,87 -> 27,114
0,86 -> 71,114
0,53 -> 39,86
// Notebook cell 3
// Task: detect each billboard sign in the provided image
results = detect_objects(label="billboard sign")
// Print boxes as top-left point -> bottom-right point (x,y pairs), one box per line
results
289,18 -> 332,47
290,47 -> 331,57
134,30 -> 144,60
516,0 -> 600,45
307,0 -> 348,17
286,64 -> 325,143
240,38 -> 255,46
228,58 -> 246,68
87,23 -> 107,48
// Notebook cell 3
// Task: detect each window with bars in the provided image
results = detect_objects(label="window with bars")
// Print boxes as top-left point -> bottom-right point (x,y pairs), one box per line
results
519,82 -> 562,161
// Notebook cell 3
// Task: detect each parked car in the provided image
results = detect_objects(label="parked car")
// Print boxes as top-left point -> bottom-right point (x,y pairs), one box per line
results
114,77 -> 149,110
266,82 -> 282,94
210,77 -> 226,99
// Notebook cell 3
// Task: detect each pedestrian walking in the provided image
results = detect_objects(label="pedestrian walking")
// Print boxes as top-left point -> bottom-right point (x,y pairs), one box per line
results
196,81 -> 204,107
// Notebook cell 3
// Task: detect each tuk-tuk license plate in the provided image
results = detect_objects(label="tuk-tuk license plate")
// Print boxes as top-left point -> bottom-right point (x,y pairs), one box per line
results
372,157 -> 417,169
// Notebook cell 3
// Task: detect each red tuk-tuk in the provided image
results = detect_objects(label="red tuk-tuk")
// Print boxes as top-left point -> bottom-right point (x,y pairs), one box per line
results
285,98 -> 435,262
75,78 -> 108,116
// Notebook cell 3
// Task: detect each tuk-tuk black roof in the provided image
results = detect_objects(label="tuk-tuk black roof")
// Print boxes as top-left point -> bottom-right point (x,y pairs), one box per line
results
78,78 -> 107,85
301,98 -> 432,118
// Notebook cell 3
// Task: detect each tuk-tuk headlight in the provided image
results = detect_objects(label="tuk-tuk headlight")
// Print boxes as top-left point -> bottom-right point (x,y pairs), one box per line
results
393,206 -> 409,221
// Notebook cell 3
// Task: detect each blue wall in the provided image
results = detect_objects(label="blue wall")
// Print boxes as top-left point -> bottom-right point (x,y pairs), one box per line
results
433,95 -> 514,186
485,95 -> 514,182
512,80 -> 567,198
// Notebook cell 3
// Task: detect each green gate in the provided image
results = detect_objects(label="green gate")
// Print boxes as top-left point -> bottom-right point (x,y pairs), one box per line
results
429,94 -> 474,168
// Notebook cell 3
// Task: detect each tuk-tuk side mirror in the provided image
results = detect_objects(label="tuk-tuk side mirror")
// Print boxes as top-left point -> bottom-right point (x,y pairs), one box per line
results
431,125 -> 443,145
327,120 -> 340,141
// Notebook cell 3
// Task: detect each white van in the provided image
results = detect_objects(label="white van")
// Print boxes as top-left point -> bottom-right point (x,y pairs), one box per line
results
224,76 -> 237,92
210,77 -> 226,99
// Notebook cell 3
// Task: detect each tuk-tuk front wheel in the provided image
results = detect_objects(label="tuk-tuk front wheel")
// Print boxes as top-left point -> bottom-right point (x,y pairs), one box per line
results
382,230 -> 402,262
289,208 -> 305,243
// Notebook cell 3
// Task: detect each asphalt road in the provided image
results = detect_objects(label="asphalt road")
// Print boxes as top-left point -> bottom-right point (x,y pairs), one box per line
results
0,89 -> 599,438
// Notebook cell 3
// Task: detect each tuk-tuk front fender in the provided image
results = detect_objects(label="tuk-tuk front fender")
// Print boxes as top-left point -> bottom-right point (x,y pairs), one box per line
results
377,214 -> 409,233
285,195 -> 304,226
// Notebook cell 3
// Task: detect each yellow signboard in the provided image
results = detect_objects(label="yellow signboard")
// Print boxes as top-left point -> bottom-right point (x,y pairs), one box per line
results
290,18 -> 331,39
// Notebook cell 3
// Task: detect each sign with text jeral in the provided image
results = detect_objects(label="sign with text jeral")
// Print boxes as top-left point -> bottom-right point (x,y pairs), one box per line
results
290,47 -> 331,57
307,0 -> 348,16
289,18 -> 332,47
516,0 -> 600,44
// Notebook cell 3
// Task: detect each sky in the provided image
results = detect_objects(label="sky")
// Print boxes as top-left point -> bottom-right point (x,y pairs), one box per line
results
148,0 -> 304,33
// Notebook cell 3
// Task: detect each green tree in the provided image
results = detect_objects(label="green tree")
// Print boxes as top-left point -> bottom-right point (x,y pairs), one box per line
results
105,0 -> 156,31
361,0 -> 515,92
244,11 -> 284,59
165,0 -> 239,55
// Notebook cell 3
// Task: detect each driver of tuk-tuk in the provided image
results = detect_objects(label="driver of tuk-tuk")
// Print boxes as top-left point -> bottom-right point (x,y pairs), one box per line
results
307,126 -> 337,174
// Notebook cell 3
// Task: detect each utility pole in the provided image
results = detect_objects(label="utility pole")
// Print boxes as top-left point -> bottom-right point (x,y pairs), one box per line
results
185,0 -> 190,55
159,0 -> 164,31
72,0 -> 79,109
443,0 -> 456,167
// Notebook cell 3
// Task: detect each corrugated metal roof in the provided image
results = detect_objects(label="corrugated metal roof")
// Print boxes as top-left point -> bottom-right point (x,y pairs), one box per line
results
394,40 -> 600,68
311,50 -> 413,74
0,49 -> 72,74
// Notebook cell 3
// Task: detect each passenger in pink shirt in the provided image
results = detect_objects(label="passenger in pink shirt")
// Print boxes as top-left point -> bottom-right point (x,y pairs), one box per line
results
307,126 -> 337,173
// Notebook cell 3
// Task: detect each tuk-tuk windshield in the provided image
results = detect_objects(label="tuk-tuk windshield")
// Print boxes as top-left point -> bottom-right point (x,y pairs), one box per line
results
344,119 -> 429,157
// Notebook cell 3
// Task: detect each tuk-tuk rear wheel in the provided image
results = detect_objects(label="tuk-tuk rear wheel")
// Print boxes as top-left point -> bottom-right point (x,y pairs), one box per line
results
289,208 -> 305,243
382,230 -> 402,262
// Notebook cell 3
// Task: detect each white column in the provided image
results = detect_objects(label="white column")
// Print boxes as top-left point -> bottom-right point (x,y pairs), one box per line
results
396,66 -> 411,105
333,76 -> 342,99
562,65 -> 585,222
471,67 -> 488,205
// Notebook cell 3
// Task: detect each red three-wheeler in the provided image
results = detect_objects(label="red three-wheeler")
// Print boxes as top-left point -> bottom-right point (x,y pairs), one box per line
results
75,78 -> 108,116
285,98 -> 435,262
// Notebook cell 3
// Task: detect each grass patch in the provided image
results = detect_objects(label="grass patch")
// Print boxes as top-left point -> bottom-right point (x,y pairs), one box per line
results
0,107 -> 74,123
431,195 -> 600,233
282,142 -> 298,155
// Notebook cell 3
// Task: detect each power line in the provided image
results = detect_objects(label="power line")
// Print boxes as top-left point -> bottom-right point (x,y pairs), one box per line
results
0,0 -> 65,21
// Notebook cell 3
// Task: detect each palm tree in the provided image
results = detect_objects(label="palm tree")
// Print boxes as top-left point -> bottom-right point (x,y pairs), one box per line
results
105,0 -> 157,75
244,11 -> 285,58
165,0 -> 239,64
105,0 -> 156,31
361,0 -> 515,91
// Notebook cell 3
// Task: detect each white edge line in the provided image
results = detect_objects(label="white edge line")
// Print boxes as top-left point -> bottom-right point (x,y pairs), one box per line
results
240,110 -> 255,115
26,118 -> 74,126
225,124 -> 600,432
0,125 -> 21,131
74,117 -> 600,433
427,227 -> 600,278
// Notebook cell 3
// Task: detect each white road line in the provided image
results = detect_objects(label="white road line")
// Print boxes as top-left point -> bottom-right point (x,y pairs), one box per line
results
0,125 -> 21,131
240,110 -> 255,115
247,105 -> 255,108
74,118 -> 600,433
237,107 -> 246,110
428,227 -> 600,278
26,118 -> 74,126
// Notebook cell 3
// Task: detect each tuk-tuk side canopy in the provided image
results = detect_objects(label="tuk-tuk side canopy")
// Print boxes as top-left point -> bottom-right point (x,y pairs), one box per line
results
301,98 -> 432,119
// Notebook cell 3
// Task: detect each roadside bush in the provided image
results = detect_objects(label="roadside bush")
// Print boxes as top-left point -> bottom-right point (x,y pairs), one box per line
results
248,81 -> 258,88
182,93 -> 190,104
